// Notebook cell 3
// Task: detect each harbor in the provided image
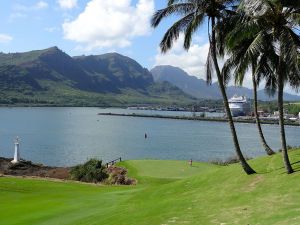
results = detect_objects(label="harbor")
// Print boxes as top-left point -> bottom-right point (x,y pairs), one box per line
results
1,107 -> 299,167
98,112 -> 300,126
123,94 -> 300,126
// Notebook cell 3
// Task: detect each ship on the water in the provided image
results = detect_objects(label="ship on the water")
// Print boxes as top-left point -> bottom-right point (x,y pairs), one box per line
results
228,95 -> 251,117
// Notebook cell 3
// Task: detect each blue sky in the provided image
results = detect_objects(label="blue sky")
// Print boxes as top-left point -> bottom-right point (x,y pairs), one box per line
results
0,0 -> 209,76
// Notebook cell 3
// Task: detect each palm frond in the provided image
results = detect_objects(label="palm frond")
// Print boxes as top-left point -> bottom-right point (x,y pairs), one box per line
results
221,57 -> 236,85
184,13 -> 205,50
159,12 -> 195,53
264,77 -> 277,97
151,3 -> 195,28
279,27 -> 300,84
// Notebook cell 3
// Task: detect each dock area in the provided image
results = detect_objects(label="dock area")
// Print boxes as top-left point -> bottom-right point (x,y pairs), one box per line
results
98,113 -> 300,126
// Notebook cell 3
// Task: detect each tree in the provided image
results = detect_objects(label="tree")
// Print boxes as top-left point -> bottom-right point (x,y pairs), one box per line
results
236,0 -> 300,173
221,19 -> 276,155
250,65 -> 276,155
152,0 -> 256,174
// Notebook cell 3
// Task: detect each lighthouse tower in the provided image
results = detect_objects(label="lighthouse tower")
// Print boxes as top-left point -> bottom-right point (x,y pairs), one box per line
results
11,137 -> 20,164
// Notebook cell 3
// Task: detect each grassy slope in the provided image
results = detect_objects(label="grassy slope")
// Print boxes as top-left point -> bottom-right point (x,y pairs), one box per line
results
1,150 -> 300,224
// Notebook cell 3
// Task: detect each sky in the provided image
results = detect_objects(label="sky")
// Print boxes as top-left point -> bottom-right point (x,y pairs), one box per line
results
0,0 -> 298,95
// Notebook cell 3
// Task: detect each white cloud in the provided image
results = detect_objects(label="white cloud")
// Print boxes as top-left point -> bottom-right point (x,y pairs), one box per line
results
35,1 -> 48,9
62,0 -> 154,50
0,34 -> 13,43
154,35 -> 211,80
57,0 -> 77,9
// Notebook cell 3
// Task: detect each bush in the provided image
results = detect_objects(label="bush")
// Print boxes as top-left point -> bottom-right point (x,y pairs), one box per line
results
105,166 -> 136,185
211,156 -> 252,166
70,159 -> 108,183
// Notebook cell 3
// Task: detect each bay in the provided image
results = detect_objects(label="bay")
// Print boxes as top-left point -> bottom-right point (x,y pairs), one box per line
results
0,107 -> 299,166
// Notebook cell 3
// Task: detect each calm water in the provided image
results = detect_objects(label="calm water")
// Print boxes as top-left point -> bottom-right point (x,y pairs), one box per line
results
0,107 -> 299,166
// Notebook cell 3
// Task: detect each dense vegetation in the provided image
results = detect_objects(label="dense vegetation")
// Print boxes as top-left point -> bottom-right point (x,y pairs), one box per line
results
1,149 -> 300,224
0,47 -> 195,106
70,159 -> 108,183
285,103 -> 300,115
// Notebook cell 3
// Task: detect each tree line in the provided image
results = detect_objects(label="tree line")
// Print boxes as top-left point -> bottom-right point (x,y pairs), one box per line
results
152,0 -> 300,174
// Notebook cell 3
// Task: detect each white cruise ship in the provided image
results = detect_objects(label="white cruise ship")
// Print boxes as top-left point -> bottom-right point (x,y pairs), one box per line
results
228,95 -> 251,117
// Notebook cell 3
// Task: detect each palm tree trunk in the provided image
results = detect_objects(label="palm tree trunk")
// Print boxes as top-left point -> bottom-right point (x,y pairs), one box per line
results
277,59 -> 294,174
211,17 -> 255,175
251,68 -> 275,155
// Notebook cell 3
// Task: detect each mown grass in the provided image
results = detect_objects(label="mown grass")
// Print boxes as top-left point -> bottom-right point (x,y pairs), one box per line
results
1,149 -> 300,224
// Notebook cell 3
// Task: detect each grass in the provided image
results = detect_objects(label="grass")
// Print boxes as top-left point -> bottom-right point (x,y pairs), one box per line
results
2,149 -> 300,224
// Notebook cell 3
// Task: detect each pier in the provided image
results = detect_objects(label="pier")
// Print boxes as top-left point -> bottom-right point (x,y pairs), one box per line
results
98,113 -> 300,126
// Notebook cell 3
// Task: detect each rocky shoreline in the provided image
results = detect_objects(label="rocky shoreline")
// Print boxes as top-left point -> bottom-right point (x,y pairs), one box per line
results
0,157 -> 70,179
0,157 -> 135,185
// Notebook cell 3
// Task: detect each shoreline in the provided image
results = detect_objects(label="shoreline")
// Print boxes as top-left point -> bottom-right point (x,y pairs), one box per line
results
0,157 -> 135,185
0,157 -> 70,180
98,112 -> 300,126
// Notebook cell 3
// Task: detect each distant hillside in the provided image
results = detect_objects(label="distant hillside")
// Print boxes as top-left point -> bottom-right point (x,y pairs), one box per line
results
151,65 -> 300,101
151,65 -> 216,99
74,53 -> 154,92
0,47 -> 195,106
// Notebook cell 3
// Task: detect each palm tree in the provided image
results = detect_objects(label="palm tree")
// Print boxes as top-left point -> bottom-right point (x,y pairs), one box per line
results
151,0 -> 256,174
236,0 -> 300,173
221,25 -> 276,155
250,66 -> 276,156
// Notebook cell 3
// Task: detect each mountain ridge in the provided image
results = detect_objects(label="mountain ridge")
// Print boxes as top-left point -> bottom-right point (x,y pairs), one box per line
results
151,65 -> 300,101
0,47 -> 195,106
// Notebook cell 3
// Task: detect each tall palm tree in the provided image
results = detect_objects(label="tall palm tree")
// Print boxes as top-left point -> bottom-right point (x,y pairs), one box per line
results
151,0 -> 256,174
250,66 -> 276,156
236,0 -> 300,173
221,26 -> 276,155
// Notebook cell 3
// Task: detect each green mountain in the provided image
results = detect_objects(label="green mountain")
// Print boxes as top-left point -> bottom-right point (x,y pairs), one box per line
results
151,65 -> 217,99
151,65 -> 300,101
0,47 -> 195,106
74,53 -> 154,92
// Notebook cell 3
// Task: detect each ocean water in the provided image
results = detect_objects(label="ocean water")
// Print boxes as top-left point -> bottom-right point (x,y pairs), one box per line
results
0,107 -> 299,166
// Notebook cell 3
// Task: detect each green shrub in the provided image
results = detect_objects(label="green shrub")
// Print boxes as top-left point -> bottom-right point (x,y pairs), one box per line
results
70,159 -> 108,183
211,156 -> 252,166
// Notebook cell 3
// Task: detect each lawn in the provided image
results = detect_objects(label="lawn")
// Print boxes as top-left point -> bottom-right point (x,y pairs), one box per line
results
1,149 -> 300,224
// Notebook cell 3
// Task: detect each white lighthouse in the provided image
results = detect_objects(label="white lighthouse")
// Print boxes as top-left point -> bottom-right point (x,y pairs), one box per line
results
11,136 -> 20,164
